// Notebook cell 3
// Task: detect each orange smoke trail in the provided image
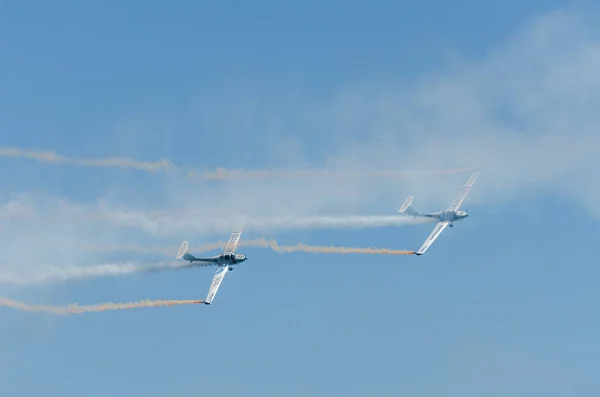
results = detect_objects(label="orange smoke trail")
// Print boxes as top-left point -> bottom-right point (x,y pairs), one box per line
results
0,147 -> 173,172
0,298 -> 203,316
0,147 -> 472,179
87,239 -> 415,256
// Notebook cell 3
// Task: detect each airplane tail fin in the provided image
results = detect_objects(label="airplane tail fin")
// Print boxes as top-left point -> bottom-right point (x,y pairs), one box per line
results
398,196 -> 419,216
176,240 -> 197,261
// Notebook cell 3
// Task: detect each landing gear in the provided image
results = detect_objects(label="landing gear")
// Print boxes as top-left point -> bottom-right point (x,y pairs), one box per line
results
229,267 -> 234,271
449,223 -> 454,228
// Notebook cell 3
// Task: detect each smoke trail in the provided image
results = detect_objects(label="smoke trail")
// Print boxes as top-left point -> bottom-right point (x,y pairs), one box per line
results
0,239 -> 414,287
88,213 -> 435,235
1,206 -> 437,235
0,297 -> 203,316
185,168 -> 474,180
0,146 -> 471,179
243,239 -> 415,255
0,147 -> 173,172
243,215 -> 435,231
87,238 -> 416,256
0,261 -> 184,286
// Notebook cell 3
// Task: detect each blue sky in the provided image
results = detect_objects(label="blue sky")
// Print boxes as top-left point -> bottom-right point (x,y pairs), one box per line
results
2,1 -> 600,396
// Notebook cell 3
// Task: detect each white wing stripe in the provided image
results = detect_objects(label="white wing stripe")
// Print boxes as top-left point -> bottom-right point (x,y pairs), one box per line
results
415,221 -> 450,255
205,265 -> 229,304
447,171 -> 479,212
223,229 -> 243,254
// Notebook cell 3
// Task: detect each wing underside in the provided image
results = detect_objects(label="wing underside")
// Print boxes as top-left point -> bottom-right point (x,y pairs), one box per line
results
201,227 -> 245,304
415,221 -> 450,255
446,171 -> 480,212
223,228 -> 243,255
205,265 -> 229,304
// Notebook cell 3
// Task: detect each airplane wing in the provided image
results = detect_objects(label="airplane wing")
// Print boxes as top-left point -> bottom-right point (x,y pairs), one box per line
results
223,228 -> 243,255
446,171 -> 480,212
205,264 -> 229,304
415,221 -> 450,255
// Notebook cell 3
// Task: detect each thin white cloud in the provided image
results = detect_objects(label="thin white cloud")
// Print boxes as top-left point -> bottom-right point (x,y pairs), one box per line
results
159,9 -> 600,218
2,9 -> 600,287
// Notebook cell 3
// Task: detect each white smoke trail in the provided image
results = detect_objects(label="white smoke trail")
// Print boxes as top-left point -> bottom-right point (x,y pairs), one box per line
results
244,215 -> 435,230
0,195 -> 435,236
82,212 -> 436,236
122,214 -> 435,236
0,261 -> 185,286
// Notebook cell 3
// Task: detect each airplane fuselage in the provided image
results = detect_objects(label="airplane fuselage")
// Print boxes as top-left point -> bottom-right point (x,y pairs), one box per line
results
416,210 -> 468,225
199,253 -> 247,265
181,252 -> 247,268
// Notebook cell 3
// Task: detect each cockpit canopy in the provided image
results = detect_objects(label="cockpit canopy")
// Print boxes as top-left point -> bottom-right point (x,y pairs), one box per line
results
219,253 -> 246,261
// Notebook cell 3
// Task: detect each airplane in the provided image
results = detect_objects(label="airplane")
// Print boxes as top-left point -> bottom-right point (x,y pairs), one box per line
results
176,228 -> 247,305
398,171 -> 480,255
